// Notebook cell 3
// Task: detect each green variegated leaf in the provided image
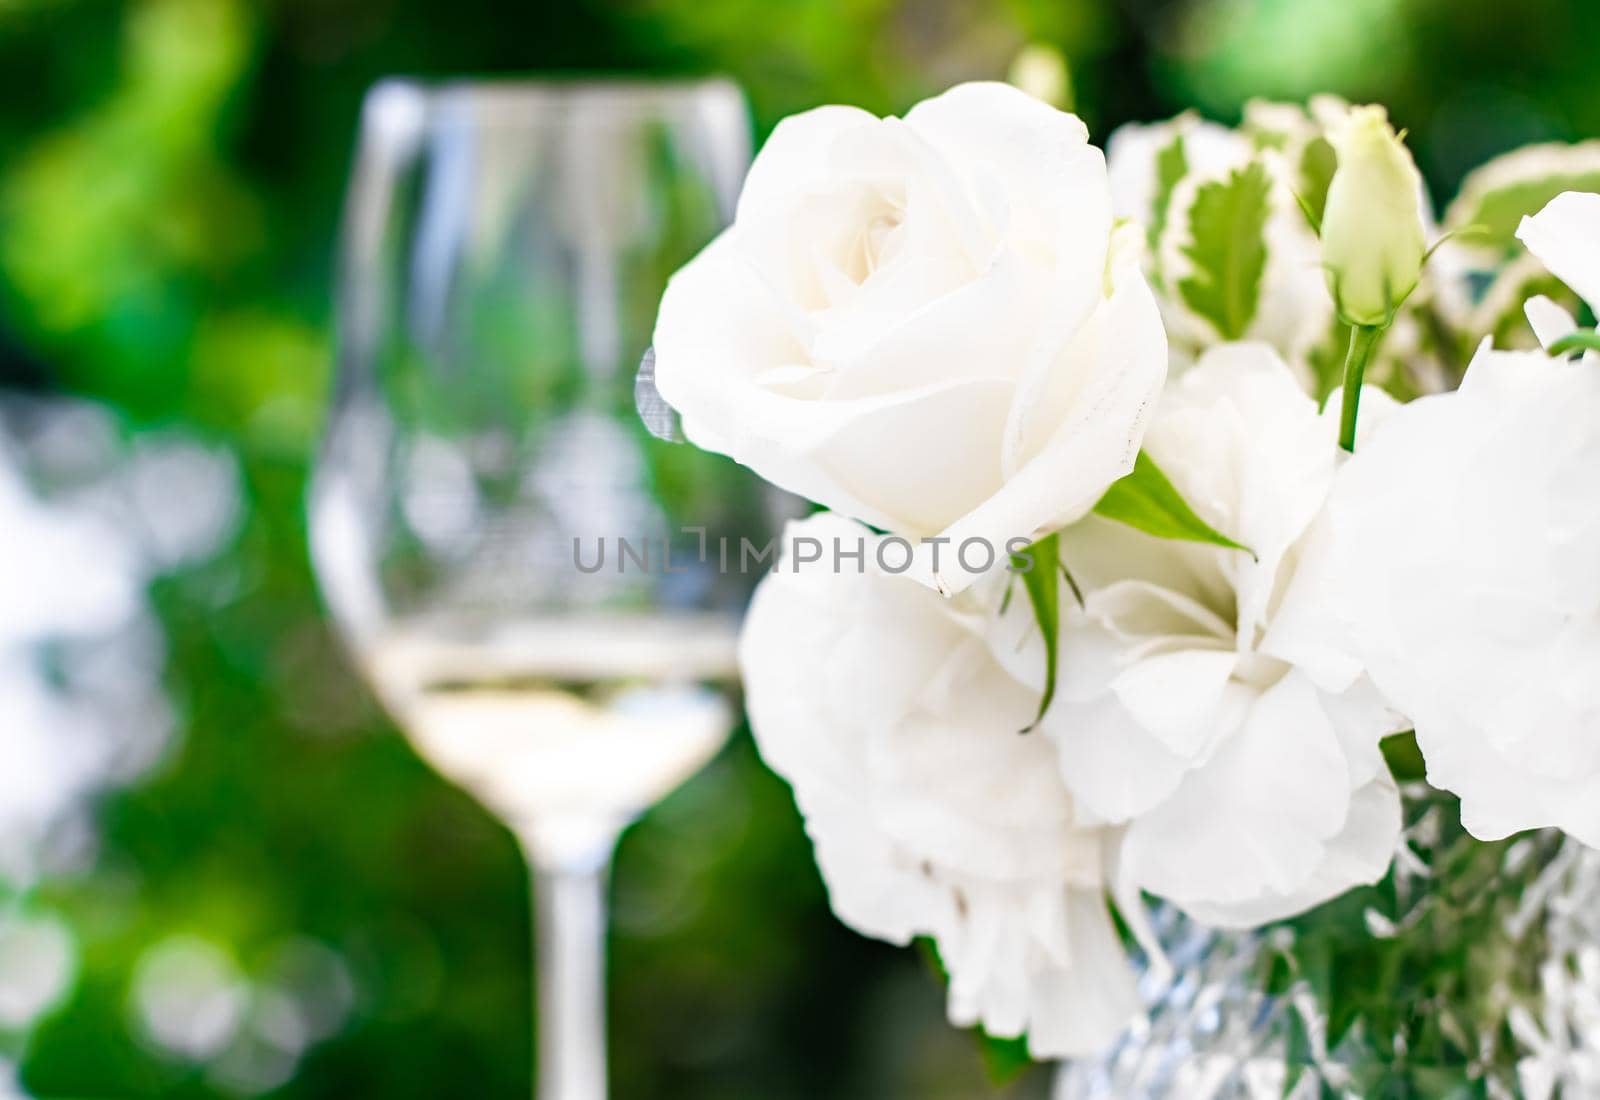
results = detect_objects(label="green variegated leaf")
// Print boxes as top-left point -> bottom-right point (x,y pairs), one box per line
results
1445,142 -> 1600,256
1149,131 -> 1188,256
1176,160 -> 1272,340
1455,173 -> 1600,255
1094,451 -> 1252,555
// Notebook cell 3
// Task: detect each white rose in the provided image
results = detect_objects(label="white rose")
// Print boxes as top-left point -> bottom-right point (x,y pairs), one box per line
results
739,512 -> 1142,1057
653,82 -> 1167,595
1281,341 -> 1600,846
990,344 -> 1403,927
1516,190 -> 1600,356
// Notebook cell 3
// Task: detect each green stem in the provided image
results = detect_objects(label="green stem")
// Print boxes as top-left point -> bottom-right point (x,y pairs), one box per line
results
1549,329 -> 1600,357
1338,323 -> 1384,453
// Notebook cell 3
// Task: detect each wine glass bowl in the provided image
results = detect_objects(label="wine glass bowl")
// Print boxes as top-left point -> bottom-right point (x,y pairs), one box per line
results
309,77 -> 762,1100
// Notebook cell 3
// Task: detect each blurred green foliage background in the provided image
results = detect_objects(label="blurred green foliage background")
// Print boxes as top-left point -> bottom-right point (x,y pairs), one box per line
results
0,0 -> 1596,1097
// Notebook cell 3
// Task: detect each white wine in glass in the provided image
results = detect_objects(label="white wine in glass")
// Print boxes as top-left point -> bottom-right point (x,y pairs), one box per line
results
308,78 -> 770,1100
363,615 -> 740,857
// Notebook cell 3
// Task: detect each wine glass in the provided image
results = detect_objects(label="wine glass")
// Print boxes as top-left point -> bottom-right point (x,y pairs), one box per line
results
308,78 -> 768,1099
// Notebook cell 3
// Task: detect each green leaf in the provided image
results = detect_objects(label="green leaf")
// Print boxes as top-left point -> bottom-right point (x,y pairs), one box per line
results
1149,131 -> 1188,255
1018,534 -> 1060,731
1298,134 -> 1337,232
1093,451 -> 1253,556
1282,1011 -> 1314,1098
976,1030 -> 1035,1087
1380,730 -> 1426,782
1176,160 -> 1272,340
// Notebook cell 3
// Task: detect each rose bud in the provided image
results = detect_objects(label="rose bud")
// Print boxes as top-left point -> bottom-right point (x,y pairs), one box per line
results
1320,105 -> 1427,327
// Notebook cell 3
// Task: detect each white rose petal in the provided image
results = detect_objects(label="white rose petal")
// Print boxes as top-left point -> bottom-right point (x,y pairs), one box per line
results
1517,191 -> 1600,366
654,82 -> 1167,595
739,512 -> 1140,1057
1516,190 -> 1600,314
1120,671 -> 1399,928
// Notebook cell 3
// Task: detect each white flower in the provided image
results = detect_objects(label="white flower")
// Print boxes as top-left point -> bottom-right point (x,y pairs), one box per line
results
991,344 -> 1404,927
739,512 -> 1141,1057
1282,342 -> 1600,846
653,82 -> 1167,595
1517,190 -> 1600,356
1320,105 -> 1427,327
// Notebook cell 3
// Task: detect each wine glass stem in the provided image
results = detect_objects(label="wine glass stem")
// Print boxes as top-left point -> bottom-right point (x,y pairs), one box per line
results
528,838 -> 614,1100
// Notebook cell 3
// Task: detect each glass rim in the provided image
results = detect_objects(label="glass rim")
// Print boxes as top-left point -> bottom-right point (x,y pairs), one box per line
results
361,74 -> 747,133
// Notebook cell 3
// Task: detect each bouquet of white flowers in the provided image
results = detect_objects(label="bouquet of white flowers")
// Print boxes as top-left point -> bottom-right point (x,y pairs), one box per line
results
650,81 -> 1600,1092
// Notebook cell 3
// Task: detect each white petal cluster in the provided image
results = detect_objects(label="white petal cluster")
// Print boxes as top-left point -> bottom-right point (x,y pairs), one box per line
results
739,513 -> 1141,1058
652,82 -> 1167,594
738,347 -> 1413,1051
1003,345 -> 1404,926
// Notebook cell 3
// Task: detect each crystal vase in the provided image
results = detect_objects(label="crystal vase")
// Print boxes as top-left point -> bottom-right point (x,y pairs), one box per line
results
1056,786 -> 1600,1098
